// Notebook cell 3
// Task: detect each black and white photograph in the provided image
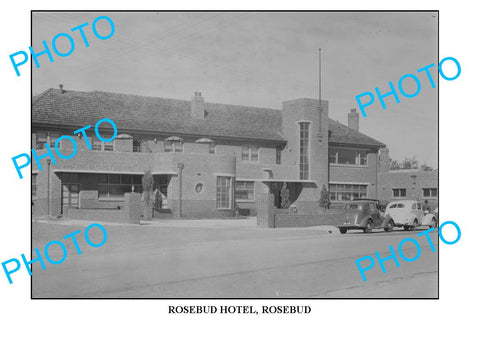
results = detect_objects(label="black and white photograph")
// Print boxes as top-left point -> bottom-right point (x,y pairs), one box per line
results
3,1 -> 479,339
30,11 -> 439,298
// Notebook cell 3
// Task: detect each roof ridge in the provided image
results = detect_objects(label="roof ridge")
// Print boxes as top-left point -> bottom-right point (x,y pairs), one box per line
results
32,88 -> 54,105
83,89 -> 282,113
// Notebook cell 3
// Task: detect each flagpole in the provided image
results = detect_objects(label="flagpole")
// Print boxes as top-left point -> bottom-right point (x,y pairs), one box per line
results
319,48 -> 322,117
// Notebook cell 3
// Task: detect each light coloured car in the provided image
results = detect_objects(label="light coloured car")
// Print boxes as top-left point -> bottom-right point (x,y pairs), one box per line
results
385,199 -> 437,231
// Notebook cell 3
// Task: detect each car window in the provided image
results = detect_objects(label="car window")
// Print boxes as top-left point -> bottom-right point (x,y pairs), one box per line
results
411,203 -> 416,210
417,203 -> 421,210
345,204 -> 359,210
388,203 -> 405,209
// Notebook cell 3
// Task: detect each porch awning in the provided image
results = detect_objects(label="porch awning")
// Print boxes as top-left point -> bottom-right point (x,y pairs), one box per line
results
53,169 -> 177,175
261,179 -> 316,183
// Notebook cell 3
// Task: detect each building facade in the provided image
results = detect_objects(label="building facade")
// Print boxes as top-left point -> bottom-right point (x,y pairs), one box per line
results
378,168 -> 439,210
32,88 -> 402,219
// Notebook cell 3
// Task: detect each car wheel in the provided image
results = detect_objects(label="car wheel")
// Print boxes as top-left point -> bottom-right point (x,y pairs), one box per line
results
411,219 -> 419,231
384,219 -> 394,232
430,218 -> 437,229
363,220 -> 373,233
339,227 -> 347,234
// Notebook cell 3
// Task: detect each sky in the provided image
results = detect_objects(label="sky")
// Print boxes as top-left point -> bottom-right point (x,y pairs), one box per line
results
32,11 -> 438,167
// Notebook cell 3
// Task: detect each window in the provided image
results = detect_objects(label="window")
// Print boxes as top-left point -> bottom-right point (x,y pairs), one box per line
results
329,147 -> 368,166
90,136 -> 113,151
32,174 -> 37,197
98,174 -> 142,199
209,143 -> 215,154
329,183 -> 367,201
422,188 -> 438,198
34,131 -> 61,149
216,176 -> 232,209
36,132 -> 47,149
104,141 -> 114,151
164,137 -> 183,152
133,139 -> 142,152
276,145 -> 282,165
299,122 -> 310,180
235,181 -> 255,201
241,145 -> 259,161
389,203 -> 405,209
392,188 -> 406,198
195,183 -> 204,193
92,136 -> 102,151
49,133 -> 60,148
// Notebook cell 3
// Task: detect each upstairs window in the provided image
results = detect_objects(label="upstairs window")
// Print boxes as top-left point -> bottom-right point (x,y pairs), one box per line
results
329,147 -> 368,166
133,139 -> 142,152
36,132 -> 48,149
34,131 -> 61,149
209,142 -> 216,154
92,136 -> 102,151
422,188 -> 438,198
392,188 -> 406,198
241,145 -> 258,161
276,145 -> 282,165
165,136 -> 183,153
91,136 -> 113,151
299,122 -> 310,180
104,141 -> 114,151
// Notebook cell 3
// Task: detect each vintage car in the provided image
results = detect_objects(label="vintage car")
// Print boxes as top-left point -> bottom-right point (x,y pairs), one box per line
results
336,200 -> 394,234
384,200 -> 438,231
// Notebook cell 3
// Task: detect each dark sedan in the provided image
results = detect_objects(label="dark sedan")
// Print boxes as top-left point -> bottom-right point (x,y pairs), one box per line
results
336,200 -> 394,234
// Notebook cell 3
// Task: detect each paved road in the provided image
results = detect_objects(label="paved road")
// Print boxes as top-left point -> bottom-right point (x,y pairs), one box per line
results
32,218 -> 438,298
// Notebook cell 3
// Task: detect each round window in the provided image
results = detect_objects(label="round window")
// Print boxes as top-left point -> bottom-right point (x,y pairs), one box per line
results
195,183 -> 204,193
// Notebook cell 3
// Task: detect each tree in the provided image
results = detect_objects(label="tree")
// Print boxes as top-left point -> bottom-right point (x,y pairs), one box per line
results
142,170 -> 154,220
319,184 -> 330,212
389,158 -> 401,170
390,156 -> 430,170
400,156 -> 418,169
280,182 -> 291,209
420,162 -> 433,171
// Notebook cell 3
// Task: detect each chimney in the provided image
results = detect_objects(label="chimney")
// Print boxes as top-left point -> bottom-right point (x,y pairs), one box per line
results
191,91 -> 205,119
59,84 -> 66,94
348,108 -> 359,131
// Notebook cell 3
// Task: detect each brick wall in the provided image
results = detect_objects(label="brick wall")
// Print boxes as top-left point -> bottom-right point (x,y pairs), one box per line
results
378,170 -> 438,208
274,212 -> 344,228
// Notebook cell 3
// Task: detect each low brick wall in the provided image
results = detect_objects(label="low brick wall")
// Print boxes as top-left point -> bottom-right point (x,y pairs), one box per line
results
64,192 -> 141,224
65,207 -> 125,223
274,212 -> 344,228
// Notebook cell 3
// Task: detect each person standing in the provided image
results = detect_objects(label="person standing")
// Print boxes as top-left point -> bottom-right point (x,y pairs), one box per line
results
423,200 -> 431,213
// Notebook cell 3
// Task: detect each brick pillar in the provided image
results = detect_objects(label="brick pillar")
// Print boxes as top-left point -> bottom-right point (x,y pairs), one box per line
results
257,193 -> 275,228
124,192 -> 141,224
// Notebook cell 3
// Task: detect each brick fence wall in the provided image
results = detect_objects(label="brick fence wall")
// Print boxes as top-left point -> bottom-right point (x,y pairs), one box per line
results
257,193 -> 344,228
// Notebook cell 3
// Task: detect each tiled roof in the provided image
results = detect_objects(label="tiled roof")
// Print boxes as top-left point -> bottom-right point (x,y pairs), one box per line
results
32,88 -> 385,147
328,119 -> 386,148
